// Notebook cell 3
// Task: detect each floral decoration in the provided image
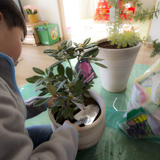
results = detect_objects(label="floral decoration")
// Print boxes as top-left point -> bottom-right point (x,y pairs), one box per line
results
23,5 -> 38,15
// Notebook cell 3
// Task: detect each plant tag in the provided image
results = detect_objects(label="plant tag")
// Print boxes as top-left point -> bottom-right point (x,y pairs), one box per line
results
75,59 -> 96,85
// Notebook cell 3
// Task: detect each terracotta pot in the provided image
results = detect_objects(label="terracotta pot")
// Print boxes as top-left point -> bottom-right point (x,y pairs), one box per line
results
48,89 -> 106,150
97,39 -> 142,92
28,14 -> 38,23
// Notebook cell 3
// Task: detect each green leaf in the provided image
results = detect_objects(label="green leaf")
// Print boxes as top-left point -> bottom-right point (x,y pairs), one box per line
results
72,98 -> 83,104
58,91 -> 68,96
56,114 -> 63,123
34,97 -> 52,107
26,76 -> 43,83
92,49 -> 99,57
73,70 -> 81,83
82,47 -> 99,58
33,67 -> 45,75
38,91 -> 48,96
72,81 -> 84,97
63,104 -> 70,119
47,84 -> 57,96
69,108 -> 74,120
34,78 -> 46,87
38,88 -> 48,96
82,57 -> 103,61
73,42 -> 79,48
35,86 -> 46,93
85,42 -> 97,49
45,68 -> 48,75
57,80 -> 66,91
57,63 -> 64,75
43,49 -> 58,54
48,60 -> 64,70
51,106 -> 58,116
89,81 -> 94,84
66,46 -> 75,55
66,67 -> 73,81
60,40 -> 67,48
62,55 -> 76,60
67,40 -> 72,47
54,81 -> 61,87
83,90 -> 91,98
56,76 -> 66,82
58,52 -> 64,58
51,97 -> 67,107
75,47 -> 84,52
49,72 -> 54,78
94,62 -> 108,68
83,37 -> 91,47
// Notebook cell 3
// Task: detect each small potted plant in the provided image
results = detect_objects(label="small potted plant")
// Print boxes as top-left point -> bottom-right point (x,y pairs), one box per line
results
23,5 -> 38,23
26,38 -> 107,150
97,0 -> 160,92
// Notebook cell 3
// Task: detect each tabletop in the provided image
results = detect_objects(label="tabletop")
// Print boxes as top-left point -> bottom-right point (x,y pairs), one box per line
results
21,63 -> 160,160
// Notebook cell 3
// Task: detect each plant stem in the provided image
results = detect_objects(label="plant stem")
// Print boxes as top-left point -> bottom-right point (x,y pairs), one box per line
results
67,59 -> 72,70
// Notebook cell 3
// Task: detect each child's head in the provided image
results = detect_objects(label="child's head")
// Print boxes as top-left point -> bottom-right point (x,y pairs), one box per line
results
0,0 -> 27,64
0,0 -> 27,37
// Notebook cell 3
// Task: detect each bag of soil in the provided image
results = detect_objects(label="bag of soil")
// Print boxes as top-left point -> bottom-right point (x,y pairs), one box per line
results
118,59 -> 160,140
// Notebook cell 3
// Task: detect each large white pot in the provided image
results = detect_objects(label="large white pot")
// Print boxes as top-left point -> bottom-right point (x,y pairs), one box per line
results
48,89 -> 106,150
97,41 -> 142,92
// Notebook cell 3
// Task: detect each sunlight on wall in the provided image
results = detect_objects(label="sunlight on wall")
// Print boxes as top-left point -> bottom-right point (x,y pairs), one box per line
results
63,0 -> 80,28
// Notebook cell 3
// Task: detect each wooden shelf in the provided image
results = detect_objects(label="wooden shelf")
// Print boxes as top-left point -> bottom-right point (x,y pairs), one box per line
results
23,21 -> 45,46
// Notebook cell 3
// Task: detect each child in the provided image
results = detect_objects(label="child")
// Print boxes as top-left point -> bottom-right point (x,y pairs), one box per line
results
0,0 -> 82,159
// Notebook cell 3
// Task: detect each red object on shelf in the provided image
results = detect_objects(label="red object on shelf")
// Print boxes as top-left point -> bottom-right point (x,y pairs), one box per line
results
94,0 -> 111,21
94,0 -> 136,21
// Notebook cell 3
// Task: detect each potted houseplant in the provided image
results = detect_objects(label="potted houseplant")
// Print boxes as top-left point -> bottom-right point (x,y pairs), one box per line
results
26,38 -> 107,150
23,5 -> 38,23
97,0 -> 160,92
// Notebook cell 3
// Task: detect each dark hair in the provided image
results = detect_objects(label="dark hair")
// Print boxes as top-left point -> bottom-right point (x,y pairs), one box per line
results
0,0 -> 27,37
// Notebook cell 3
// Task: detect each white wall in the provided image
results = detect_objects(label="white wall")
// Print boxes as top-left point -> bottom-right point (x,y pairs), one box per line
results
63,0 -> 97,25
140,0 -> 155,9
21,0 -> 63,38
63,0 -> 80,27
149,0 -> 160,42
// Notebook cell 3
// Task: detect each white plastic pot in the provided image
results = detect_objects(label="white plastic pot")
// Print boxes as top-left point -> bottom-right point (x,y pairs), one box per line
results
97,40 -> 142,92
48,89 -> 106,150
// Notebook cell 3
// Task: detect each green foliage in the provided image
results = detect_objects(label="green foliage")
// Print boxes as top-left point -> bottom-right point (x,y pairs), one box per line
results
106,0 -> 160,53
108,30 -> 141,48
134,2 -> 160,22
150,39 -> 160,58
26,38 -> 107,123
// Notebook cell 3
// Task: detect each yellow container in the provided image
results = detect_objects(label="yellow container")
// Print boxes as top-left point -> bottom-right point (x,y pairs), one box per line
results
28,14 -> 38,23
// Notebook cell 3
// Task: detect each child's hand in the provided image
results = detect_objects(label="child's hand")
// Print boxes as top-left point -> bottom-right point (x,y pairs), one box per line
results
47,97 -> 56,108
63,120 -> 83,133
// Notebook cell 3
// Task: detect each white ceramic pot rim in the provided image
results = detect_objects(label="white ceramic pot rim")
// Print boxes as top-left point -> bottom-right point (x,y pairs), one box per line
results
98,42 -> 142,52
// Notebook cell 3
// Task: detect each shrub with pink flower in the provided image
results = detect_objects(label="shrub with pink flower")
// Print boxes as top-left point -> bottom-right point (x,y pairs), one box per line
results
23,5 -> 38,15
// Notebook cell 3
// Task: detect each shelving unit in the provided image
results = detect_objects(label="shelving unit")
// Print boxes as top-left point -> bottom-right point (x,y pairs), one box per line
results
23,21 -> 45,46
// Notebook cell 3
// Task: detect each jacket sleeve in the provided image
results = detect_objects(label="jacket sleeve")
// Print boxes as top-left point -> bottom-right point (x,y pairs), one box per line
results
0,83 -> 79,160
31,124 -> 79,160
25,97 -> 47,119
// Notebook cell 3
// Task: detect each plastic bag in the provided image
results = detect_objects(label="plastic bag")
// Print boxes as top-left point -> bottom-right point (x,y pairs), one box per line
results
118,59 -> 160,139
